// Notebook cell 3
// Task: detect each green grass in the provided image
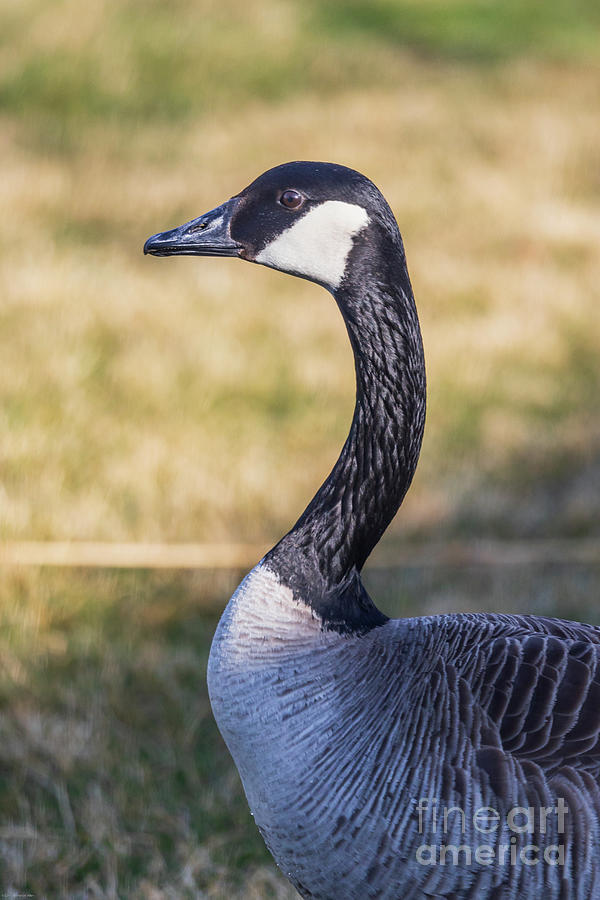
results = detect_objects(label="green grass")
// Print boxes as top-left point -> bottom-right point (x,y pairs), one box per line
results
1,563 -> 599,896
3,0 -> 599,146
0,568 -> 292,898
316,0 -> 600,63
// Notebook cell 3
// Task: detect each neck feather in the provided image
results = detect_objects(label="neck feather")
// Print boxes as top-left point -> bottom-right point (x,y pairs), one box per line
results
265,236 -> 426,631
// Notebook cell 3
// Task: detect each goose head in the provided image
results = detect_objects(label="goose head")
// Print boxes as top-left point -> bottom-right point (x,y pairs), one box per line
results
143,160 -> 404,293
144,161 -> 424,627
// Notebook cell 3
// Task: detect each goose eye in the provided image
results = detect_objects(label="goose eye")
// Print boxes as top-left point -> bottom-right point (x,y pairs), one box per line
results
280,189 -> 304,210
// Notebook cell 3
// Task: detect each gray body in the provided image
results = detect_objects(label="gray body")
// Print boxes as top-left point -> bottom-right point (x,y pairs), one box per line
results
208,564 -> 600,899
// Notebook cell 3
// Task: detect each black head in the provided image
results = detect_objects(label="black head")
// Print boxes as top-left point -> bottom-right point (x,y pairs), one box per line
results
144,161 -> 403,292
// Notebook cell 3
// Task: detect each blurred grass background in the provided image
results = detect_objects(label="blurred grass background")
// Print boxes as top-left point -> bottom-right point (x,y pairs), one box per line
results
1,0 -> 599,896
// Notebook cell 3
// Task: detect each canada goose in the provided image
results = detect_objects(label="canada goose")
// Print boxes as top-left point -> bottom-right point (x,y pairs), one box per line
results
144,162 -> 600,899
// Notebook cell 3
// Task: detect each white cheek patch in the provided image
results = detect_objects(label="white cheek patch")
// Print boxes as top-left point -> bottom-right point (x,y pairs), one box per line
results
255,200 -> 370,289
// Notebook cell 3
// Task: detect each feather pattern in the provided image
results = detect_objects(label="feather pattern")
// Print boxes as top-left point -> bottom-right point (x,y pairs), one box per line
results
209,566 -> 600,898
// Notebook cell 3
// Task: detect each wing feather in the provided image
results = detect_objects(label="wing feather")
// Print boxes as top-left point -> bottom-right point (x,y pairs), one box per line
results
472,620 -> 600,775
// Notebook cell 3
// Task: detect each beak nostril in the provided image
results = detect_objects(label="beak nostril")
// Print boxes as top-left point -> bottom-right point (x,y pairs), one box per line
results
144,198 -> 239,257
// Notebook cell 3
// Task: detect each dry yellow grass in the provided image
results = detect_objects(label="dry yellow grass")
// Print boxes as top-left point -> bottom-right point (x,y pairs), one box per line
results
1,57 -> 599,546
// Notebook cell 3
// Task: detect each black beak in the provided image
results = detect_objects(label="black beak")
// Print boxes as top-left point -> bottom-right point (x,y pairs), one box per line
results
144,197 -> 241,258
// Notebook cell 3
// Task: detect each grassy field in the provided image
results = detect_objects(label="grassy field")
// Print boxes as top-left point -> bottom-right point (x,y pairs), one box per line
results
1,0 -> 600,896
2,563 -> 600,899
2,0 -> 600,547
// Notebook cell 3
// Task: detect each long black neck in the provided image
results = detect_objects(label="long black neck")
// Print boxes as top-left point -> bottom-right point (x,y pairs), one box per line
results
265,232 -> 426,632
